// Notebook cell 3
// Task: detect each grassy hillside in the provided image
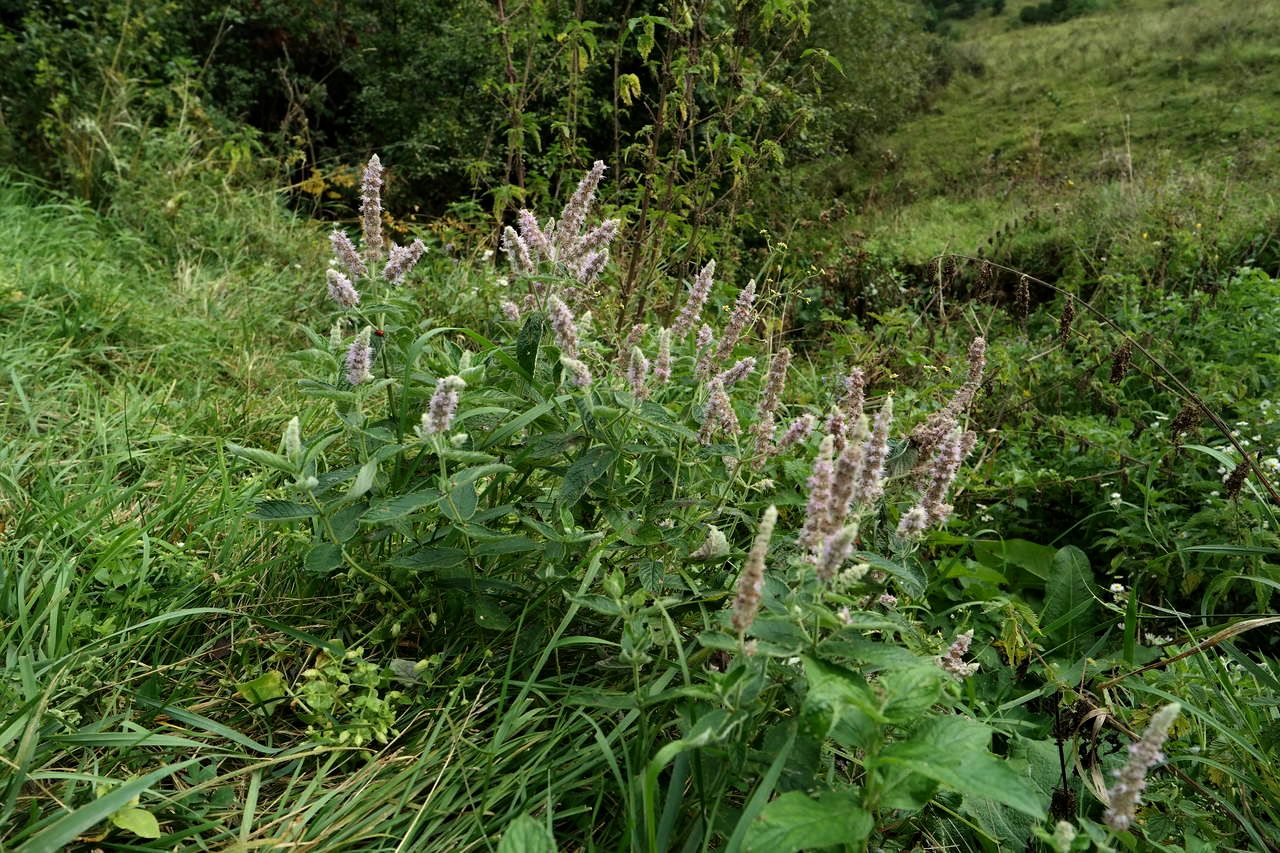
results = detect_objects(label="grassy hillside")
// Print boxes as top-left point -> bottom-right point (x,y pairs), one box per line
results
820,0 -> 1280,268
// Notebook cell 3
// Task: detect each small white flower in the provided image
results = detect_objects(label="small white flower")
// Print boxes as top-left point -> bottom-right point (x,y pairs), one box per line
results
1109,582 -> 1126,595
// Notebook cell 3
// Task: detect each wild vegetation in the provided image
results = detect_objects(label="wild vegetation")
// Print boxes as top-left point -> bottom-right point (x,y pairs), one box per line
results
1,0 -> 1277,851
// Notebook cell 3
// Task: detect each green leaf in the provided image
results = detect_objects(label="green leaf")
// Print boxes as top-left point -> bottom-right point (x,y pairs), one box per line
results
440,480 -> 478,521
1041,545 -> 1095,654
853,551 -> 925,598
971,538 -> 1056,581
744,789 -> 872,852
345,457 -> 378,501
248,499 -> 316,521
498,814 -> 556,853
110,806 -> 161,839
391,546 -> 468,571
21,761 -> 197,851
559,446 -> 618,506
235,670 -> 288,714
360,488 -> 441,523
801,656 -> 886,743
226,442 -> 295,473
516,314 -> 544,376
473,595 -> 512,630
471,536 -> 539,556
303,543 -> 343,574
875,716 -> 1045,817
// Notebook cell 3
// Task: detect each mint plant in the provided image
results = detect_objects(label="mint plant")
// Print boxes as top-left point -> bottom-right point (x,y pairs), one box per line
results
233,156 -> 1076,847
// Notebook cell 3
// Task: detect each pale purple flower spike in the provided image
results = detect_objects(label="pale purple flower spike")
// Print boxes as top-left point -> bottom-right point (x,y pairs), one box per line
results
345,327 -> 374,385
330,230 -> 367,278
421,375 -> 466,436
383,238 -> 426,285
731,505 -> 777,635
671,259 -> 715,339
326,268 -> 360,309
360,155 -> 385,261
1105,702 -> 1181,831
548,294 -> 580,358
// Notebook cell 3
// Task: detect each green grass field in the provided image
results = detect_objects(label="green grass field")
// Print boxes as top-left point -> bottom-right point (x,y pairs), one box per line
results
2,1 -> 1278,849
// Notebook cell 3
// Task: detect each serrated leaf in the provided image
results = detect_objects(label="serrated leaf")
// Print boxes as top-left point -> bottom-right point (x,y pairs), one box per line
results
440,480 -> 477,521
559,446 -> 617,506
248,499 -> 316,521
744,789 -> 872,853
875,715 -> 1045,817
516,314 -> 544,376
853,551 -> 925,598
361,488 -> 441,523
110,806 -> 161,839
471,536 -> 539,556
303,543 -> 343,574
498,814 -> 556,853
391,546 -> 468,570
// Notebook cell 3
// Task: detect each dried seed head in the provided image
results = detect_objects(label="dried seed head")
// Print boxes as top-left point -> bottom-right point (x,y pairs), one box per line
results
1015,274 -> 1031,324
731,505 -> 778,635
1168,402 -> 1201,443
1225,459 -> 1249,499
1110,340 -> 1135,384
1058,297 -> 1076,345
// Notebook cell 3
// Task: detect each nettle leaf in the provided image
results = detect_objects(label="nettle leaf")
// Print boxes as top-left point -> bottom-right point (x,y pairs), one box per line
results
559,446 -> 618,506
497,813 -> 556,853
249,499 -> 316,521
874,715 -> 1046,818
744,789 -> 873,853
